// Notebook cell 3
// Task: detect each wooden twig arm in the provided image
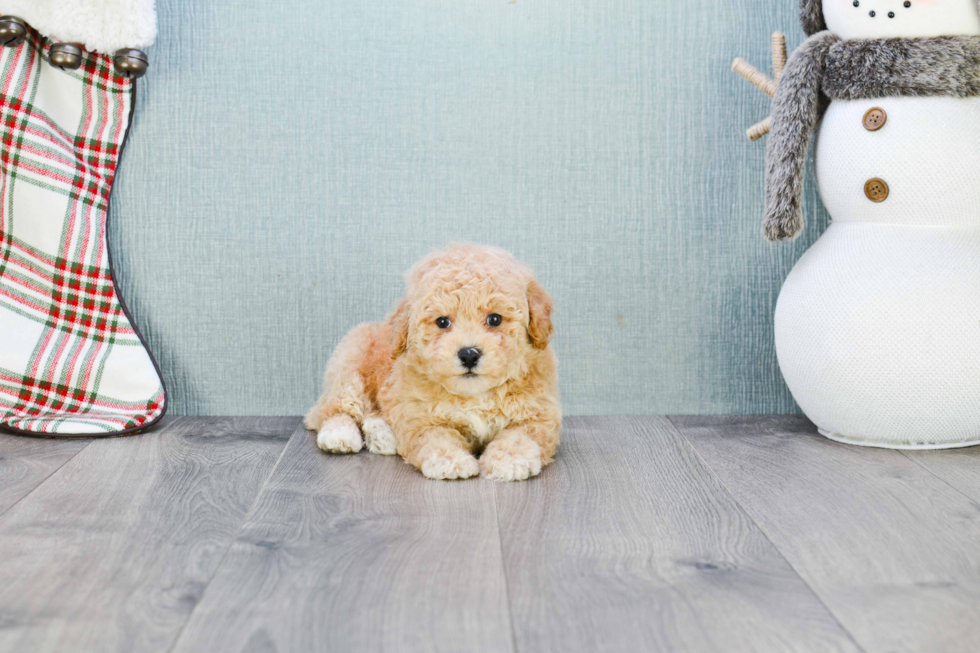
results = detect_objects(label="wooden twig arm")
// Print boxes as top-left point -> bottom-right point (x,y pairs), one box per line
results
733,32 -> 788,141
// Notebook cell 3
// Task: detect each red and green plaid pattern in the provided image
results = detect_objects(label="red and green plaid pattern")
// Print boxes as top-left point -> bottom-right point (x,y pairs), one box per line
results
0,28 -> 165,436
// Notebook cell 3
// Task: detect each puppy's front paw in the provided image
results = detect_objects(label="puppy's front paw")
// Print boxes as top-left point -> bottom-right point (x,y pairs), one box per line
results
480,436 -> 543,482
316,415 -> 363,454
419,450 -> 480,480
362,417 -> 398,455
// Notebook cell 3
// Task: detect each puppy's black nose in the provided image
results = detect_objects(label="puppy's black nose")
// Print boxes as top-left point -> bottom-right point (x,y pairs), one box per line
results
458,347 -> 482,370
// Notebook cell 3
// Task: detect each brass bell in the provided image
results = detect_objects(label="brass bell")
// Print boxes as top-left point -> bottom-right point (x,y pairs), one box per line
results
50,43 -> 83,70
112,48 -> 148,79
0,15 -> 27,47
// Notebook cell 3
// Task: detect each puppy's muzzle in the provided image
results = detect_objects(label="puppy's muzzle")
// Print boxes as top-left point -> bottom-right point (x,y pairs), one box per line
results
457,347 -> 482,370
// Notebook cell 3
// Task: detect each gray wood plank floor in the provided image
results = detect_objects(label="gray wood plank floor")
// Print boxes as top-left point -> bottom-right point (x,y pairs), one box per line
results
673,415 -> 980,653
171,423 -> 513,653
0,417 -> 294,653
0,415 -> 977,652
494,416 -> 858,653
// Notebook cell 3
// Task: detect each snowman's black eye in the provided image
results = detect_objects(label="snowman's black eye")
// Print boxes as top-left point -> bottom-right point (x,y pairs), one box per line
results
853,0 -> 859,5
436,317 -> 451,329
904,1 -> 911,6
487,313 -> 503,327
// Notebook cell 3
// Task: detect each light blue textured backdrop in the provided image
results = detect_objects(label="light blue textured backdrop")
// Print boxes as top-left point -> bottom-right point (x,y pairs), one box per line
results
109,0 -> 829,416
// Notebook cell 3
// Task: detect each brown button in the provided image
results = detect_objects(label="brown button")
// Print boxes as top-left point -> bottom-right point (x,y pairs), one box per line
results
863,107 -> 887,131
864,178 -> 889,203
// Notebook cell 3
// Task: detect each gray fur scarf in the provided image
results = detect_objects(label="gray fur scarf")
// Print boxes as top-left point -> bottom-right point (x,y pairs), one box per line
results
764,33 -> 980,241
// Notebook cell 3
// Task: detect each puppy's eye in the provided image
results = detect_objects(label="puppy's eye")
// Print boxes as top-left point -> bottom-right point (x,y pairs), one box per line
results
436,317 -> 452,329
487,314 -> 503,327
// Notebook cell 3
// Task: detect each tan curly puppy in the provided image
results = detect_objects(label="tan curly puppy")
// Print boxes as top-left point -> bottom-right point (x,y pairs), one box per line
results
304,244 -> 560,481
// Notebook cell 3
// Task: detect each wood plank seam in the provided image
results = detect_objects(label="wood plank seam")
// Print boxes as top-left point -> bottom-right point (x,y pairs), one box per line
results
491,486 -> 520,653
897,450 -> 980,505
164,421 -> 298,653
665,416 -> 870,653
0,439 -> 93,519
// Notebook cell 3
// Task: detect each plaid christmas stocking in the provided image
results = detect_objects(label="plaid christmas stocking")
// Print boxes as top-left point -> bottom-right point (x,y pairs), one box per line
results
0,27 -> 166,436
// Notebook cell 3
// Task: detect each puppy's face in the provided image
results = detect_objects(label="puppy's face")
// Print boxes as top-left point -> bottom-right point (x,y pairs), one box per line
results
413,284 -> 527,396
390,246 -> 553,397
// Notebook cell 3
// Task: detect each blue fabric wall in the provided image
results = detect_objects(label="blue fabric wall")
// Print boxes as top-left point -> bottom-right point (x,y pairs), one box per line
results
109,0 -> 828,416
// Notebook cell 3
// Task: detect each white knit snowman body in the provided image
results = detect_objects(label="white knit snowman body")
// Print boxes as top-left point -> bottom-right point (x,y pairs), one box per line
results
774,0 -> 980,448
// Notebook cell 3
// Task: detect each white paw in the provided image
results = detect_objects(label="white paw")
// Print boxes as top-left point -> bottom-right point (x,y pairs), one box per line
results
362,417 -> 398,456
316,415 -> 363,454
480,441 -> 543,482
420,451 -> 480,480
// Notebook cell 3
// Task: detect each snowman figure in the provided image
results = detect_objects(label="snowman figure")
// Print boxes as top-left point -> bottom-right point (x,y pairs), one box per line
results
757,0 -> 980,448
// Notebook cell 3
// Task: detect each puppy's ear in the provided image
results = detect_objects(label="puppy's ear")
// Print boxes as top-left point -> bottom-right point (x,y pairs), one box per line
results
387,297 -> 411,356
526,278 -> 554,349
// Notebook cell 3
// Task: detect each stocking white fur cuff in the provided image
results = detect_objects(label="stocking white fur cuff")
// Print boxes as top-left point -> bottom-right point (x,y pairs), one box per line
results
1,0 -> 156,53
